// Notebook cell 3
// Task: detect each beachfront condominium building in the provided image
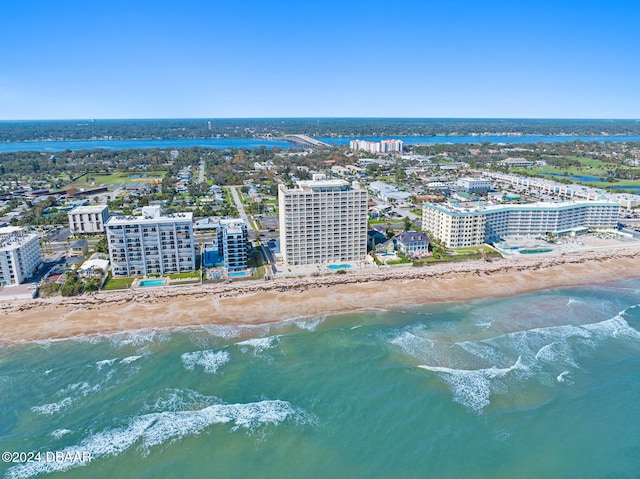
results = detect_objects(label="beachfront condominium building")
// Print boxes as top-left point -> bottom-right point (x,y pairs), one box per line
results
422,200 -> 621,248
279,174 -> 368,266
217,218 -> 250,271
105,206 -> 195,277
349,139 -> 404,154
0,227 -> 42,287
68,205 -> 110,234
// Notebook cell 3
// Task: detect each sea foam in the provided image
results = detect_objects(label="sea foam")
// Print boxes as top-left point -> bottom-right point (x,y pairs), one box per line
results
181,350 -> 230,373
31,397 -> 74,416
418,357 -> 524,413
396,306 -> 640,412
120,355 -> 142,364
8,399 -> 306,479
96,358 -> 118,370
50,428 -> 72,439
236,336 -> 279,354
31,382 -> 104,416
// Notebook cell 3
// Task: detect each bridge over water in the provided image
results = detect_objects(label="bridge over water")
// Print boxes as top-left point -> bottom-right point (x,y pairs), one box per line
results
284,134 -> 332,148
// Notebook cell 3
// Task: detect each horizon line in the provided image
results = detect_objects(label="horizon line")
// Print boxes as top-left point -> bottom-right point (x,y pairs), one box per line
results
1,116 -> 639,122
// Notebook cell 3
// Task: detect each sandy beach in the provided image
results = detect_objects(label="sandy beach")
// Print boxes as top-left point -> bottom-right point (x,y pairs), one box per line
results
1,248 -> 639,343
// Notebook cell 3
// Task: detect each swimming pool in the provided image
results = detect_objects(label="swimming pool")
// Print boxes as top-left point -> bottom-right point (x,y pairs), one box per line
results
328,264 -> 351,270
139,279 -> 166,287
228,271 -> 248,277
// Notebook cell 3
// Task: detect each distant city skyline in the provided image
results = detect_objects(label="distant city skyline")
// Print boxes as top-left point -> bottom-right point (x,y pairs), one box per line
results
2,0 -> 639,120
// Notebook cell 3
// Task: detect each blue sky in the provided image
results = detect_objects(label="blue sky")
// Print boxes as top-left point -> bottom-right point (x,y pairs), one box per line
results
1,0 -> 638,119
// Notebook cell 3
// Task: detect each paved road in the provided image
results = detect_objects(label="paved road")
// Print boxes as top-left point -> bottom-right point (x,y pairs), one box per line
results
198,160 -> 205,184
53,226 -> 71,242
392,207 -> 420,220
228,186 -> 254,233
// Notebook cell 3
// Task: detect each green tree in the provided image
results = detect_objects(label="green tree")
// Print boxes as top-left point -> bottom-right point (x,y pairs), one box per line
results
95,236 -> 109,253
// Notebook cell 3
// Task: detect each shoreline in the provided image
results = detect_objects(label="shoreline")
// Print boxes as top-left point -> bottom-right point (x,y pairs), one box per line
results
2,248 -> 639,343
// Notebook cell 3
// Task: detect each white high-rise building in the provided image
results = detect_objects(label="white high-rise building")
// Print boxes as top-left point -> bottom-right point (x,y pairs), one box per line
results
349,139 -> 403,153
0,227 -> 42,286
278,174 -> 368,266
422,200 -> 621,248
217,218 -> 250,271
68,205 -> 110,234
379,139 -> 404,153
105,206 -> 195,277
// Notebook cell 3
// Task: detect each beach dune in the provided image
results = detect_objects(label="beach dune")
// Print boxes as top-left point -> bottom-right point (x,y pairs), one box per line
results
1,248 -> 639,343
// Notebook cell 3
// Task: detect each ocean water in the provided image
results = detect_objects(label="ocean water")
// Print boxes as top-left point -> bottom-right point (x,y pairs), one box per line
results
1,279 -> 640,478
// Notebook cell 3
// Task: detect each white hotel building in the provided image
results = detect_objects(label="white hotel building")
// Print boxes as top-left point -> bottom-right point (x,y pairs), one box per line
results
278,175 -> 368,266
422,201 -> 621,248
0,227 -> 42,286
68,205 -> 110,234
105,206 -> 195,277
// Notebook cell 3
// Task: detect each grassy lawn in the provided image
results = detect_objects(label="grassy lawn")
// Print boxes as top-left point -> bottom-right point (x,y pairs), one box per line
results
511,158 -> 640,191
451,245 -> 496,254
168,271 -> 201,280
386,259 -> 412,265
101,276 -> 136,290
69,171 -> 166,188
414,245 -> 502,265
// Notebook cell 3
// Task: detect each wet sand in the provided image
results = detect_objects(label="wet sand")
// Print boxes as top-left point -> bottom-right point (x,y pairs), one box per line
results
1,248 -> 639,342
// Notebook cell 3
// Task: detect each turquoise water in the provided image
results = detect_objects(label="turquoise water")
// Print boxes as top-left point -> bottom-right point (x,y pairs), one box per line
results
2,135 -> 640,152
328,264 -> 351,270
2,279 -> 640,478
228,272 -> 248,277
138,280 -> 166,287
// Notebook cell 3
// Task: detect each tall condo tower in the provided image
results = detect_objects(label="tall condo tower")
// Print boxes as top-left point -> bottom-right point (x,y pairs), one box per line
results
278,174 -> 368,265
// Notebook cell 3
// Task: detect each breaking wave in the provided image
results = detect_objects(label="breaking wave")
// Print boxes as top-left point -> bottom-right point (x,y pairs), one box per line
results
120,355 -> 142,364
8,398 -> 308,479
181,350 -> 230,374
236,336 -> 280,354
31,382 -> 102,416
393,305 -> 640,413
418,357 -> 524,413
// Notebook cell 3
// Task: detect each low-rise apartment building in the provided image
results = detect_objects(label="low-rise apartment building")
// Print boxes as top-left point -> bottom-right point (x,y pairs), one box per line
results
68,205 -> 110,234
456,177 -> 492,193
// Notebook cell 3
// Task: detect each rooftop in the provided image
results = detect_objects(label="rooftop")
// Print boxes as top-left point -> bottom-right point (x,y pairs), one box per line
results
0,227 -> 38,250
68,205 -> 109,215
105,212 -> 193,226
69,239 -> 89,249
397,231 -> 429,243
425,199 -> 621,215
